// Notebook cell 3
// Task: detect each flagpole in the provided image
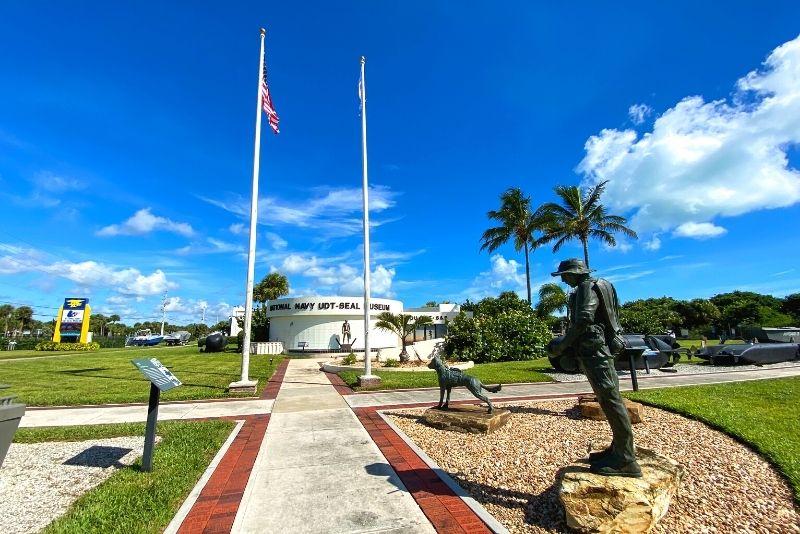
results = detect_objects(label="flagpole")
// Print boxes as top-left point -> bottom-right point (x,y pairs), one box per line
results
230,28 -> 266,392
359,56 -> 377,383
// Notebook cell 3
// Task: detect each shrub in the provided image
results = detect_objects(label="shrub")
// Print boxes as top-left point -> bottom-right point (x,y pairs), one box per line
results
1,337 -> 41,350
342,353 -> 357,365
443,309 -> 551,363
35,341 -> 100,351
382,358 -> 400,367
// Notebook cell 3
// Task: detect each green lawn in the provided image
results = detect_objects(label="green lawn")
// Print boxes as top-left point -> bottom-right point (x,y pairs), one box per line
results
0,345 -> 284,406
626,377 -> 800,501
339,358 -> 554,391
15,420 -> 235,534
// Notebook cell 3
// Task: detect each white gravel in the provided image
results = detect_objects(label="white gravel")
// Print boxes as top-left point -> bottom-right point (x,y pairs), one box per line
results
0,436 -> 148,533
388,400 -> 800,534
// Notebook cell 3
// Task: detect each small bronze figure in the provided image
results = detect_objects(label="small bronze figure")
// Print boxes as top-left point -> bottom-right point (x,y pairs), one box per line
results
547,258 -> 642,478
428,354 -> 502,413
341,320 -> 352,344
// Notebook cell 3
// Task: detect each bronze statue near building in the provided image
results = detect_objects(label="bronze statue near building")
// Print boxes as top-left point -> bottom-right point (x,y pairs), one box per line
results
547,258 -> 642,478
341,320 -> 352,344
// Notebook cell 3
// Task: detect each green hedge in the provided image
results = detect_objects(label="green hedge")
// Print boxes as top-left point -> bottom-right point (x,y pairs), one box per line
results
443,310 -> 551,363
35,341 -> 101,351
0,337 -> 42,350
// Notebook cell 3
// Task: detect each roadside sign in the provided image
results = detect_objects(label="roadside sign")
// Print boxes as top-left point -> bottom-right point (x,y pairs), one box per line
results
132,358 -> 182,392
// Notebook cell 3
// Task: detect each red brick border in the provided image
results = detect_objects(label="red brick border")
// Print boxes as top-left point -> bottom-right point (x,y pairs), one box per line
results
174,359 -> 289,533
354,406 -> 492,534
261,358 -> 290,400
176,414 -> 270,534
323,371 -> 354,395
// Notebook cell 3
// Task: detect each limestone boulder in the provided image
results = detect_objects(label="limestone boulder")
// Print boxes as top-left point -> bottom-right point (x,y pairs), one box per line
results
421,405 -> 510,434
578,395 -> 644,424
559,448 -> 685,533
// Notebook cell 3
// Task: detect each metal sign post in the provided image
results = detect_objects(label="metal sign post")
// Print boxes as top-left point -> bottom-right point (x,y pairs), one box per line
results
131,358 -> 182,472
623,348 -> 645,392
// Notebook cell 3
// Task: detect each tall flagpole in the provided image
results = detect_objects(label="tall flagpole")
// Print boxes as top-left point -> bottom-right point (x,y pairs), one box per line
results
360,56 -> 376,381
231,28 -> 266,392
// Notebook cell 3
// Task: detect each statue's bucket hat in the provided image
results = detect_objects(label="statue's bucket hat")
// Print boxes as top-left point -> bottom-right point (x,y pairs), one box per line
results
550,258 -> 594,276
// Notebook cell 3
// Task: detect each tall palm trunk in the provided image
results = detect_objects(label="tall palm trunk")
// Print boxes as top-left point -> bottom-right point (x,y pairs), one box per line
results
582,238 -> 590,268
524,242 -> 532,304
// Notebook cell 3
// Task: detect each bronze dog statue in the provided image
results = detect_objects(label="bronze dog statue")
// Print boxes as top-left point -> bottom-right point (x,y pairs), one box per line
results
427,354 -> 502,413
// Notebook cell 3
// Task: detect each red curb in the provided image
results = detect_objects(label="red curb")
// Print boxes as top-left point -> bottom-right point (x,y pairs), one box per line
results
174,356 -> 291,533
353,407 -> 492,534
322,370 -> 355,395
176,414 -> 270,534
261,358 -> 290,399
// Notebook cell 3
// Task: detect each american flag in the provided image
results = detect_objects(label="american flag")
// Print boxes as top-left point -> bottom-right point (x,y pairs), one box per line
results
261,61 -> 280,134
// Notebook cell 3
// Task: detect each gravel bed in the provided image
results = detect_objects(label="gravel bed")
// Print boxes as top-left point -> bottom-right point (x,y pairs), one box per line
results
388,400 -> 800,533
544,360 -> 800,383
0,436 -> 147,533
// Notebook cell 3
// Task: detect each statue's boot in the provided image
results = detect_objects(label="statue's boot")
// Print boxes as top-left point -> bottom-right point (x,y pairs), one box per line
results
587,447 -> 614,463
591,460 -> 642,478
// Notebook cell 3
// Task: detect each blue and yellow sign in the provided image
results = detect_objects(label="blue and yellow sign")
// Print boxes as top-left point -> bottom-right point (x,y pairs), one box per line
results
53,298 -> 92,343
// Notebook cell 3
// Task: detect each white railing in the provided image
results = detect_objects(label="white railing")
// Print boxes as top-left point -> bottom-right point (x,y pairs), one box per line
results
250,341 -> 284,355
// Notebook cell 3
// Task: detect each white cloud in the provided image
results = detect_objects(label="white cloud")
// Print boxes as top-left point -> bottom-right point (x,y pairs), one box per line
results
0,243 -> 176,297
628,103 -> 652,125
643,235 -> 662,251
207,238 -> 243,253
579,35 -> 800,238
97,208 -> 194,237
339,265 -> 396,297
32,171 -> 85,192
264,232 -> 288,250
672,222 -> 727,239
605,270 -> 656,283
229,223 -> 246,235
199,185 -> 399,239
461,254 -> 528,301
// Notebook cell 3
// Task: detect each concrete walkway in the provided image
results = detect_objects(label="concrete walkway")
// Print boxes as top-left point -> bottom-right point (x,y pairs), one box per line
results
230,358 -> 435,534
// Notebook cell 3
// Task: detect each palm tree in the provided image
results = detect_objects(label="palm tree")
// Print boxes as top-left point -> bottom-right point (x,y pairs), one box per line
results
536,180 -> 637,268
108,314 -> 121,336
375,312 -> 433,363
0,304 -> 14,336
14,306 -> 34,335
535,283 -> 567,319
253,272 -> 290,304
480,188 -> 544,304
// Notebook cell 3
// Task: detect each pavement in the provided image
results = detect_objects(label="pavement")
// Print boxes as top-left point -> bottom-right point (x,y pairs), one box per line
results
16,359 -> 800,533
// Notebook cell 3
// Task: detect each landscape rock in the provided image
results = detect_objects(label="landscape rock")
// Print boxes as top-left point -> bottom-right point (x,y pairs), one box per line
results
421,404 -> 510,434
578,395 -> 644,423
559,447 -> 685,533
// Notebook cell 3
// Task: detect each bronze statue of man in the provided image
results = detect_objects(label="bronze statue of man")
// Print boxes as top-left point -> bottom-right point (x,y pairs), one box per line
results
341,320 -> 352,344
547,258 -> 642,478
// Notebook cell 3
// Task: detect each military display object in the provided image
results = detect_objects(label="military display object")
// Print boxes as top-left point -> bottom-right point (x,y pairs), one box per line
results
546,259 -> 642,478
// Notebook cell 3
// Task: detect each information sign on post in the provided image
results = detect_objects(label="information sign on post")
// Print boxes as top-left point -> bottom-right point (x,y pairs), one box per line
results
131,358 -> 182,471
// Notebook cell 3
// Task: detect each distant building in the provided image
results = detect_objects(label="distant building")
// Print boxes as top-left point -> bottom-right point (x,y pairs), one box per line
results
261,296 -> 468,353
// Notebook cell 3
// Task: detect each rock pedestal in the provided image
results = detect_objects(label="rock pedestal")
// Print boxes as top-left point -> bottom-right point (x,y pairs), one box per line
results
578,395 -> 644,424
559,448 -> 685,534
421,405 -> 510,434
357,375 -> 382,389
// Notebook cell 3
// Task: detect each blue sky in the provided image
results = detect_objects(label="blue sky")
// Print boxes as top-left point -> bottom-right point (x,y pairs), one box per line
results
2,2 -> 800,326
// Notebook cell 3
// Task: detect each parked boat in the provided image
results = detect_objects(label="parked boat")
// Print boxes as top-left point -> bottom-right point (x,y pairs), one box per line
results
163,331 -> 191,346
126,329 -> 164,347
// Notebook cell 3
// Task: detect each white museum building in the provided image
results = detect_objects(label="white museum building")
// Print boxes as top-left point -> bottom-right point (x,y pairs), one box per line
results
262,296 -> 466,353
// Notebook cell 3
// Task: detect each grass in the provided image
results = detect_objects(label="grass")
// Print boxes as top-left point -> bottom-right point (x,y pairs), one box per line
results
0,345 -> 284,406
13,420 -> 235,534
626,377 -> 800,501
339,358 -> 554,391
